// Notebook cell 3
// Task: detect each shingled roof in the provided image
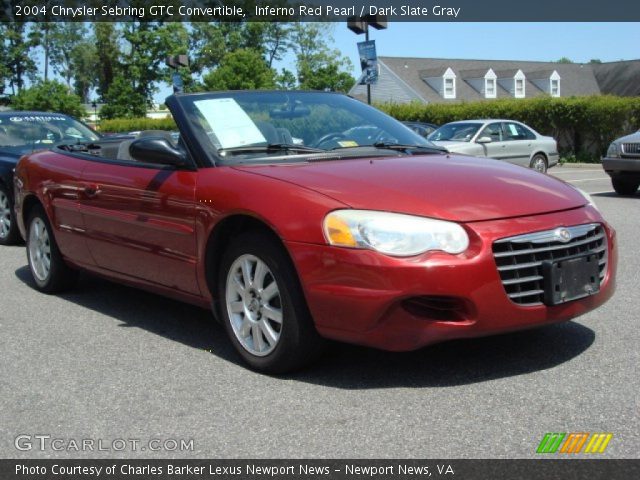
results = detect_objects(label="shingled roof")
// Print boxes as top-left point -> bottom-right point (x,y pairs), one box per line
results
350,56 -> 639,103
592,60 -> 640,96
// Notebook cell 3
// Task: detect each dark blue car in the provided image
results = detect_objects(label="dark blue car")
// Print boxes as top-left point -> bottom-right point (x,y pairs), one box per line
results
0,111 -> 101,244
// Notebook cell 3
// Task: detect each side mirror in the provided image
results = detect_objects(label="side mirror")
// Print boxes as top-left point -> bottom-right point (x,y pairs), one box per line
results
129,137 -> 187,167
476,136 -> 493,144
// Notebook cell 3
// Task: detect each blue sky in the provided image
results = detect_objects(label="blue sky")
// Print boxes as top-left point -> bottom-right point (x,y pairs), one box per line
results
332,22 -> 640,67
153,22 -> 639,102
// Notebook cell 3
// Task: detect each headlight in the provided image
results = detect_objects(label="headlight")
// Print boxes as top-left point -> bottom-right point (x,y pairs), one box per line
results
323,210 -> 469,257
606,143 -> 620,158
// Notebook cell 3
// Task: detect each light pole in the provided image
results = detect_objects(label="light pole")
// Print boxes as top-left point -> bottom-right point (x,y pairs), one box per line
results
91,101 -> 98,128
347,15 -> 387,104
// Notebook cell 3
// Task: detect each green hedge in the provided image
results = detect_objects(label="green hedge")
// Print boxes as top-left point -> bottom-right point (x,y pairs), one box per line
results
98,117 -> 176,133
378,95 -> 640,162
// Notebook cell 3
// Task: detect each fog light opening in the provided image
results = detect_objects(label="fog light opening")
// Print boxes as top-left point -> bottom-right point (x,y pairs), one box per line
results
402,296 -> 469,322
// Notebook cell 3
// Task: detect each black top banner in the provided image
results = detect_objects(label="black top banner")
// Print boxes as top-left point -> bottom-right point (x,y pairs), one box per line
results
2,0 -> 640,22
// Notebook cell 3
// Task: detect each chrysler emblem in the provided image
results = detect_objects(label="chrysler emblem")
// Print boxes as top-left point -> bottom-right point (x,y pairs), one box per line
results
554,228 -> 572,243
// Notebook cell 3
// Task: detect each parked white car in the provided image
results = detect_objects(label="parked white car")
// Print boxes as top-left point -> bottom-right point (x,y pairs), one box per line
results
428,119 -> 559,173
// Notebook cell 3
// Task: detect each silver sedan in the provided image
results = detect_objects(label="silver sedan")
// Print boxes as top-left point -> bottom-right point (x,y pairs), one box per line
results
428,119 -> 559,173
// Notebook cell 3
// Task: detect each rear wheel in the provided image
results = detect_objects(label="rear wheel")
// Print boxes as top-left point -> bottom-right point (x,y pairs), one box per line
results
612,177 -> 639,196
218,231 -> 325,373
530,154 -> 548,173
26,206 -> 77,293
0,183 -> 20,245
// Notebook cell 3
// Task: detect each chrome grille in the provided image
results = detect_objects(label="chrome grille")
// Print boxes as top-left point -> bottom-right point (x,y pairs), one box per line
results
622,143 -> 640,157
492,224 -> 607,306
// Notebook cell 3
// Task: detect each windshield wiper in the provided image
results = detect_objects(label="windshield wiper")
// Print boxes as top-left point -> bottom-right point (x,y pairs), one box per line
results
219,143 -> 325,154
371,142 -> 447,153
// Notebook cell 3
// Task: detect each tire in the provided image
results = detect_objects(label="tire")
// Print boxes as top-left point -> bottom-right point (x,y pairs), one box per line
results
26,205 -> 77,293
217,231 -> 325,373
0,183 -> 20,245
612,177 -> 639,196
530,154 -> 548,173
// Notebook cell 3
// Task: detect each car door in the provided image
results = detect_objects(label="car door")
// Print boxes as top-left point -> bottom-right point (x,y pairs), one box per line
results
501,122 -> 535,166
78,152 -> 200,296
25,153 -> 95,266
476,122 -> 508,159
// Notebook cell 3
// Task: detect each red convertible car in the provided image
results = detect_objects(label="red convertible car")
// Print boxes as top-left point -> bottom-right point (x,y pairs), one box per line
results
14,91 -> 617,372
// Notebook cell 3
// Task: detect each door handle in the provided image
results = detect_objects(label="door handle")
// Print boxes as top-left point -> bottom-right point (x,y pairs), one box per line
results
83,184 -> 101,198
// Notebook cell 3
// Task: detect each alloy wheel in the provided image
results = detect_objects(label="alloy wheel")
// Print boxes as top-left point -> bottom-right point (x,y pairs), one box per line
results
0,191 -> 11,239
225,254 -> 283,356
532,156 -> 547,173
28,217 -> 52,282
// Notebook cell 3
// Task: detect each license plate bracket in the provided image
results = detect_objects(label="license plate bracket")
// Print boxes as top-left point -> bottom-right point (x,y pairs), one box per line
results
543,254 -> 600,306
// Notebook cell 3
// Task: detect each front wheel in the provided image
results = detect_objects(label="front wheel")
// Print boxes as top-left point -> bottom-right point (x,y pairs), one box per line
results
612,177 -> 639,196
530,154 -> 548,173
0,183 -> 20,245
26,206 -> 77,293
218,232 -> 325,373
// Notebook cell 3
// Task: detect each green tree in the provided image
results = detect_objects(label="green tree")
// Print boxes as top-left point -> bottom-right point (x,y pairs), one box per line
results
94,23 -> 120,99
99,75 -> 147,119
47,23 -> 87,88
0,23 -> 39,94
290,23 -> 355,92
10,81 -> 85,117
202,49 -> 275,91
589,59 -> 603,64
275,68 -> 297,90
120,22 -> 190,102
71,41 -> 98,103
556,57 -> 574,64
300,64 -> 355,93
189,23 -> 254,76
263,23 -> 292,68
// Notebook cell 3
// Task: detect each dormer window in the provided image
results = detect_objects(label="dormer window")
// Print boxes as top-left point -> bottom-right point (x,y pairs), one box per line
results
485,79 -> 495,97
484,69 -> 497,98
549,71 -> 561,97
515,78 -> 525,98
529,69 -> 560,97
444,77 -> 455,98
497,69 -> 526,98
443,68 -> 456,99
420,66 -> 457,100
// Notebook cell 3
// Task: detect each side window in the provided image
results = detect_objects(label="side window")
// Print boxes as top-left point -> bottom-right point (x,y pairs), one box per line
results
478,122 -> 503,142
504,122 -> 535,141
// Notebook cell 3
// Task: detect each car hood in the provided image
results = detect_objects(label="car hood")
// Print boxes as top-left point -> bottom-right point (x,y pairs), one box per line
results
232,154 -> 586,223
614,131 -> 640,143
0,144 -> 36,160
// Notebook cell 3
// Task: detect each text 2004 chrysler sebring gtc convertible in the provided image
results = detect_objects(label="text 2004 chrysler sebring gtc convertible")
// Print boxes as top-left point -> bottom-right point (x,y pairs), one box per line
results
14,91 -> 616,372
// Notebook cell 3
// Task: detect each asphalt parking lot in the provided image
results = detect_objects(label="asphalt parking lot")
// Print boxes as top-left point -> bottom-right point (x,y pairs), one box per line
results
1,164 -> 638,459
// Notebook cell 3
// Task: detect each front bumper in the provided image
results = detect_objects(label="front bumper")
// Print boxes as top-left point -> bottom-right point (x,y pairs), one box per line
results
602,157 -> 640,176
286,206 -> 616,351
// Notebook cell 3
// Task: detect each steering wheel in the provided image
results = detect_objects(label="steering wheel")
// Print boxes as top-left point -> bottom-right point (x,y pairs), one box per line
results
311,132 -> 347,149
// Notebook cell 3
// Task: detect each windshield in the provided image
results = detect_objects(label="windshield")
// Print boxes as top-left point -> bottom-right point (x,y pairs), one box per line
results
0,114 -> 100,149
428,123 -> 483,142
176,91 -> 437,164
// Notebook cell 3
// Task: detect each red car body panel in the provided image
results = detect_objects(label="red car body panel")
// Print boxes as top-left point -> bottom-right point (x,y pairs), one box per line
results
286,205 -> 616,350
237,155 -> 587,222
15,147 -> 617,352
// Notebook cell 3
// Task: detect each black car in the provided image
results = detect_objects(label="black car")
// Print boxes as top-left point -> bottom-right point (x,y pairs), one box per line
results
402,121 -> 439,138
0,111 -> 102,244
